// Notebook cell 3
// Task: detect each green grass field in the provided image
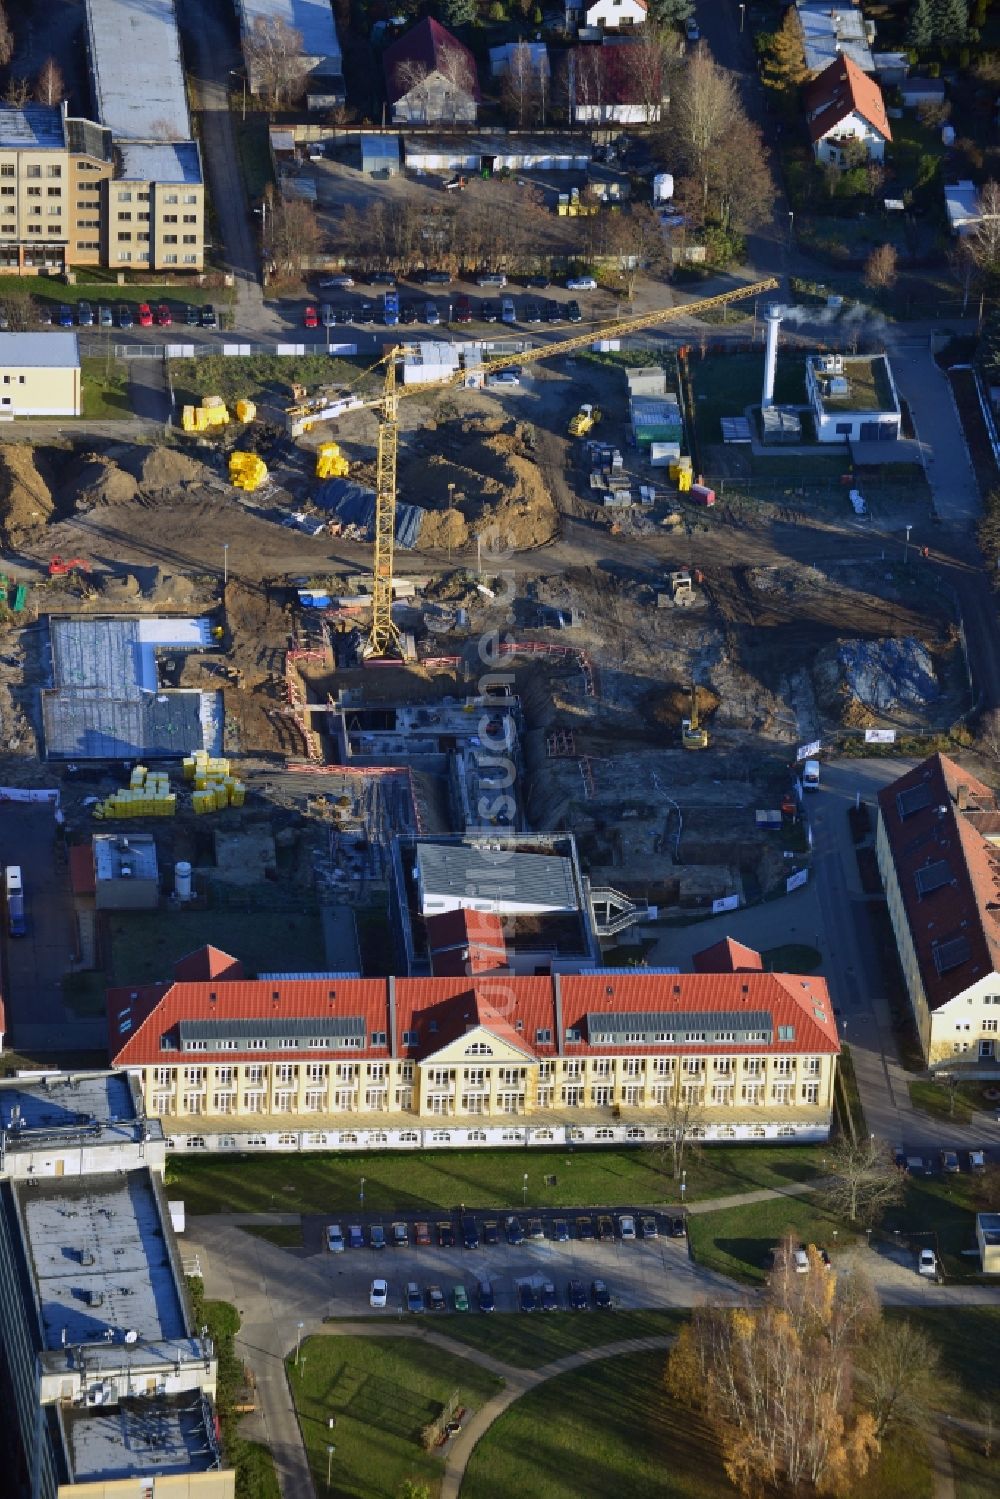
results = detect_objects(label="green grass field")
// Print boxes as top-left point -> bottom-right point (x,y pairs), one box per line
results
889,1309 -> 1000,1416
107,905 -> 327,985
288,1336 -> 501,1499
413,1308 -> 684,1370
907,1078 -> 980,1125
462,1352 -> 728,1499
168,352 -> 378,409
166,1142 -> 823,1217
686,1191 -> 849,1283
688,350 -> 806,448
950,1433 -> 999,1499
80,357 -> 132,419
0,275 -> 229,309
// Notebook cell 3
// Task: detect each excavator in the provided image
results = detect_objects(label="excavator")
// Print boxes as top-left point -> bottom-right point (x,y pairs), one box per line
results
681,682 -> 709,750
322,275 -> 778,657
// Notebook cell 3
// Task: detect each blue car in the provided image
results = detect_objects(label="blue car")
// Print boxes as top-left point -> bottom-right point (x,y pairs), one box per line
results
58,304 -> 73,327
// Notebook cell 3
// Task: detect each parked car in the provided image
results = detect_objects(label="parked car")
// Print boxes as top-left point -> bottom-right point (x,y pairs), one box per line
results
576,1216 -> 595,1241
184,303 -> 200,326
596,1215 -> 615,1242
98,304 -> 113,328
356,302 -> 375,324
117,304 -> 133,328
453,1284 -> 470,1312
527,1218 -> 544,1241
618,1214 -> 637,1242
369,1278 -> 388,1309
523,300 -> 542,323
406,1281 -> 424,1313
639,1216 -> 658,1240
566,299 -> 582,323
592,1279 -> 612,1309
552,1218 -> 570,1243
461,1215 -> 479,1249
391,1221 -> 409,1247
482,1220 -> 499,1246
348,1225 -> 364,1250
326,1224 -> 345,1253
793,1247 -> 810,1274
685,17 -> 700,41
370,1223 -> 386,1250
423,269 -> 452,284
58,304 -> 74,327
319,273 -> 355,288
969,1149 -> 987,1173
155,303 -> 172,327
669,1216 -> 687,1239
477,271 -> 507,287
303,304 -> 319,329
941,1150 -> 960,1174
480,299 -> 501,323
568,1279 -> 588,1311
918,1248 -> 939,1279
543,300 -> 563,323
137,303 -> 153,327
426,1285 -> 446,1312
77,301 -> 94,327
454,293 -> 472,323
527,274 -> 549,289
518,1281 -> 539,1313
400,302 -> 418,325
36,303 -> 53,326
320,304 -> 336,327
415,1221 -> 431,1246
370,271 -> 396,286
540,1281 -> 559,1312
566,275 -> 596,290
199,304 -> 218,329
506,1215 -> 525,1246
478,1280 -> 495,1313
500,295 -> 516,324
437,1221 -> 455,1248
425,301 -> 440,326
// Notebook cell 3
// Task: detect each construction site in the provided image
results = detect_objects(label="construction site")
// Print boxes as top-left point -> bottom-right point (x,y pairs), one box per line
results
0,281 -> 973,1043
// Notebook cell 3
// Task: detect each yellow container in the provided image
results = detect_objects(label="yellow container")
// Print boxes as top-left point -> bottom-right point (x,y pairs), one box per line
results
235,399 -> 256,423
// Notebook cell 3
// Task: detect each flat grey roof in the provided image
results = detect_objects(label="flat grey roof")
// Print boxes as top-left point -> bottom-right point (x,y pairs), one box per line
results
64,1395 -> 222,1482
0,1070 -> 137,1135
84,0 -> 191,141
240,0 -> 342,67
118,141 -> 202,185
43,617 -> 216,760
0,104 -> 64,149
20,1171 -> 187,1350
95,833 -> 159,882
796,1 -> 874,74
0,331 -> 79,368
416,842 -> 579,910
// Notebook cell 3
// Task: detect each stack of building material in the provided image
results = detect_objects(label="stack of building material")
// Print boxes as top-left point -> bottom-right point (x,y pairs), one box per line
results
229,452 -> 268,491
235,399 -> 256,422
315,442 -> 350,479
184,749 -> 245,812
92,766 -> 176,819
181,396 -> 230,432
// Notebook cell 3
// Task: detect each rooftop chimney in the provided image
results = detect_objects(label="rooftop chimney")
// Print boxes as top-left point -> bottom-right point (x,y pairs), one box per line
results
957,783 -> 969,811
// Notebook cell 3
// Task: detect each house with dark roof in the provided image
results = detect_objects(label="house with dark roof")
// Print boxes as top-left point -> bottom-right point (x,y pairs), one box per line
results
568,42 -> 666,124
876,752 -> 1000,1068
803,54 -> 891,165
383,18 -> 480,125
108,945 -> 839,1152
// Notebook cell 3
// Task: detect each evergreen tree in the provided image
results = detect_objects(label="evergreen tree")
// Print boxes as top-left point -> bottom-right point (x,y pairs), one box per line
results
442,0 -> 477,25
906,0 -> 934,48
932,0 -> 968,45
761,8 -> 808,94
648,0 -> 693,26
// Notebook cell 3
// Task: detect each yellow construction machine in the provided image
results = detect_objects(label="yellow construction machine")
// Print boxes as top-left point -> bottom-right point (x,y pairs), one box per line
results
568,403 -> 602,437
681,683 -> 710,750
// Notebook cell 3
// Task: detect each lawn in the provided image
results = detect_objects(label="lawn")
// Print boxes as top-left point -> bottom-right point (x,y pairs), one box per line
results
80,357 -> 131,419
907,1078 -> 984,1126
234,112 -> 275,204
241,1223 -> 304,1248
686,1191 -> 849,1283
888,1309 -> 1000,1417
61,970 -> 108,1018
186,1282 -> 279,1499
168,353 -> 377,410
461,1352 -> 731,1499
950,1432 -> 1000,1499
0,275 -> 228,310
425,1308 -> 685,1369
688,350 -> 806,449
166,1142 -> 824,1217
288,1335 -> 501,1499
107,904 -> 327,984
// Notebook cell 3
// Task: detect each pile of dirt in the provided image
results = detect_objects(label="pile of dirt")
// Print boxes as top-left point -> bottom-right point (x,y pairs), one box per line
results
0,446 -> 54,542
118,445 -> 208,492
66,453 -> 139,512
814,636 -> 940,723
643,683 -> 721,729
418,509 -> 468,550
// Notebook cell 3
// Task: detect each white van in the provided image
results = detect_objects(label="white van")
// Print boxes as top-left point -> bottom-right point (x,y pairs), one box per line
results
802,760 -> 820,791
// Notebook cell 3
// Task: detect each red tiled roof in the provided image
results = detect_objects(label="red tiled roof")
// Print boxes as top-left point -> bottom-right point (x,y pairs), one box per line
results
69,843 -> 96,896
803,54 -> 891,145
427,909 -> 508,977
109,967 -> 838,1066
173,945 -> 245,982
877,753 -> 1000,1012
693,937 -> 763,974
384,18 -> 481,105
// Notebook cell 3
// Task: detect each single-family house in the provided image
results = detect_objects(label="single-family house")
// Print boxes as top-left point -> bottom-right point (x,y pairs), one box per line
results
796,1 -> 875,75
569,42 -> 665,124
583,0 -> 648,28
945,180 -> 993,237
489,41 -> 550,79
876,753 -> 1000,1070
803,54 -> 891,165
383,17 -> 480,126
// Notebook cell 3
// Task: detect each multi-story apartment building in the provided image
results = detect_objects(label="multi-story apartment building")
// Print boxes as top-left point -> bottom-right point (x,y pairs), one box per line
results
0,1071 -> 232,1499
0,0 -> 205,275
108,946 -> 839,1153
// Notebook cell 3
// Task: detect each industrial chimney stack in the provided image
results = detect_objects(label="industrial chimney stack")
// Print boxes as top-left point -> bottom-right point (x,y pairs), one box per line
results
762,305 -> 783,409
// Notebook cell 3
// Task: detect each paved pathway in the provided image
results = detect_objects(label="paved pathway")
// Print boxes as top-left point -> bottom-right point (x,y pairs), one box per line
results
886,331 -> 981,530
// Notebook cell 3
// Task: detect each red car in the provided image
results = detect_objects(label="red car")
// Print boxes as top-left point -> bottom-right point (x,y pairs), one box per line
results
303,304 -> 319,328
155,303 -> 172,327
454,294 -> 472,324
137,303 -> 153,327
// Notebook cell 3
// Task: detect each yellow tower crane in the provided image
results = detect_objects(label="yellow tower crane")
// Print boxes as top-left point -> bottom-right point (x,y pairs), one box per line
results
358,277 -> 777,657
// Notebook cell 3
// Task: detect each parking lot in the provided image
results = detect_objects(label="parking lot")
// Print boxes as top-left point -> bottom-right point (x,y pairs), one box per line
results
306,1207 -> 735,1317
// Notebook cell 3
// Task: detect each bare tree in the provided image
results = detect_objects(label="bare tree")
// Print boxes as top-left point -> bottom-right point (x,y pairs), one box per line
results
0,2 -> 12,68
645,1090 -> 705,1182
703,112 -> 774,234
628,27 -> 671,122
244,16 -> 306,110
856,1318 -> 949,1440
436,42 -> 477,123
35,57 -> 64,107
606,205 -> 670,299
668,49 -> 741,211
3,76 -> 30,109
269,194 -> 324,277
819,1135 -> 905,1227
502,43 -> 536,129
863,243 -> 898,291
964,180 -> 1000,283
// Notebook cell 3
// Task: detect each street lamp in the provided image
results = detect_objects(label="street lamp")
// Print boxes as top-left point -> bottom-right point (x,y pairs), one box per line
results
680,1169 -> 687,1204
739,2 -> 746,30
360,1176 -> 366,1209
522,1172 -> 528,1205
326,1444 -> 336,1492
294,1321 -> 305,1366
903,523 -> 912,565
229,69 -> 248,123
787,209 -> 795,245
223,542 -> 229,587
